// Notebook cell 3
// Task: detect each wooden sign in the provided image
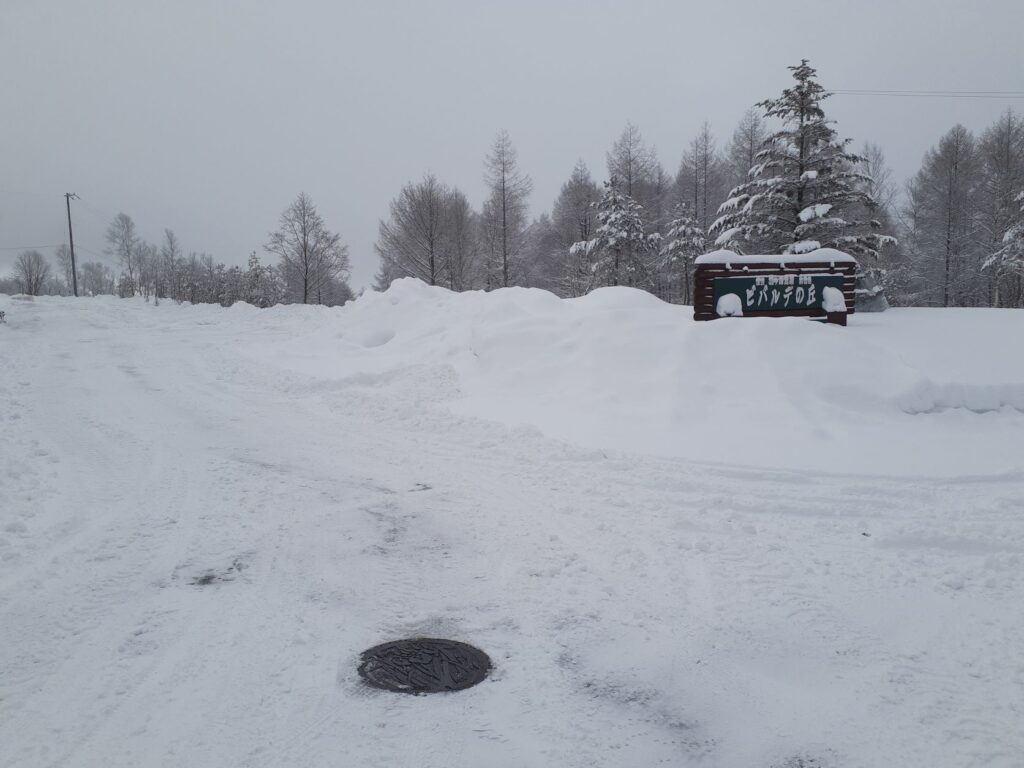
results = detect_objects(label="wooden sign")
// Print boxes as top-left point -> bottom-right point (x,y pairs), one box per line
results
694,249 -> 858,326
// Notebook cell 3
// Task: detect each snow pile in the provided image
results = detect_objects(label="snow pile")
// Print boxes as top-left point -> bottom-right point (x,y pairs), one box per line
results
822,285 -> 847,313
715,293 -> 743,317
242,279 -> 1024,476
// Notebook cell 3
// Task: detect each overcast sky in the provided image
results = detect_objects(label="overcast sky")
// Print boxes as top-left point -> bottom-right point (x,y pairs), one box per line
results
2,0 -> 1022,288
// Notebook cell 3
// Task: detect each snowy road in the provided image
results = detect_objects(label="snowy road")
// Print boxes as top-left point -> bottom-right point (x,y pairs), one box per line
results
1,293 -> 1023,767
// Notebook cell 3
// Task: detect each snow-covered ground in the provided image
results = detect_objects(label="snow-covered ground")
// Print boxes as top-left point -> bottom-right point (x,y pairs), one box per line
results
1,284 -> 1022,768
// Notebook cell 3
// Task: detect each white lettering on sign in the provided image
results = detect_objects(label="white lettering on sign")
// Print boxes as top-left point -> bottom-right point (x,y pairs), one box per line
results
720,274 -> 839,313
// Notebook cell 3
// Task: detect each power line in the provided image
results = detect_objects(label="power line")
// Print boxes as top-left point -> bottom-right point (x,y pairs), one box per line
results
0,244 -> 63,251
833,89 -> 1024,100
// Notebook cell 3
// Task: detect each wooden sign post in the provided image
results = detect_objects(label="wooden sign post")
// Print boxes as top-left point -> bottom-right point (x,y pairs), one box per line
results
693,248 -> 858,326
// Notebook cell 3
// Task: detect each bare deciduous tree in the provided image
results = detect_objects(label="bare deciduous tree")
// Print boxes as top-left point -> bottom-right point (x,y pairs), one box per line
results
481,130 -> 532,288
105,212 -> 140,294
79,261 -> 116,296
676,121 -> 728,235
905,125 -> 983,307
725,108 -> 768,188
606,122 -> 659,202
265,192 -> 352,305
376,174 -> 478,290
14,250 -> 51,295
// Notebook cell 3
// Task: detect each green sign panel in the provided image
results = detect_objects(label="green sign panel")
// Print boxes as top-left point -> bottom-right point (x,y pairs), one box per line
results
713,273 -> 844,314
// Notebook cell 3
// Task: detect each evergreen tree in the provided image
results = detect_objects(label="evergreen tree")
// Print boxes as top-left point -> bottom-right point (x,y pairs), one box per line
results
243,252 -> 284,307
712,61 -> 895,267
978,111 -> 1024,306
570,180 -> 661,290
657,204 -> 705,304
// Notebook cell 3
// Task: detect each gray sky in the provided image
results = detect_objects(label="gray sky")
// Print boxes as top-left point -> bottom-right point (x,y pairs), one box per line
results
2,0 -> 1022,289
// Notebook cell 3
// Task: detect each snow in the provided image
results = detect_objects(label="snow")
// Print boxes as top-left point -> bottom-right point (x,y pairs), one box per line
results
822,285 -> 846,312
2,287 -> 1023,768
789,239 -> 823,254
798,203 -> 832,222
716,292 -> 743,317
696,247 -> 858,265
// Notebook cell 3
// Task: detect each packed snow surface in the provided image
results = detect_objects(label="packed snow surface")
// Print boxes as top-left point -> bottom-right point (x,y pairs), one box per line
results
2,283 -> 1023,768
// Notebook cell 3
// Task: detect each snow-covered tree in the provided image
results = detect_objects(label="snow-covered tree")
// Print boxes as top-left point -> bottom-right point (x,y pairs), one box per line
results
978,111 -> 1024,306
657,204 -> 705,304
242,252 -> 284,307
984,191 -> 1024,305
712,61 -> 895,266
570,179 -> 661,290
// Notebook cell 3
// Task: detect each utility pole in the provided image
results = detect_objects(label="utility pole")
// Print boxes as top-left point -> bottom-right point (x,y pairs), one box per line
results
64,193 -> 80,296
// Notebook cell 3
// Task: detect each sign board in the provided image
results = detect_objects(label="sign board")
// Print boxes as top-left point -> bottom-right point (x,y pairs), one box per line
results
712,273 -> 845,314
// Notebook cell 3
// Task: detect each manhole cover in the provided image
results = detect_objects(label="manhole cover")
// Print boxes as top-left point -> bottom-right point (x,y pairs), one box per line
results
358,638 -> 491,694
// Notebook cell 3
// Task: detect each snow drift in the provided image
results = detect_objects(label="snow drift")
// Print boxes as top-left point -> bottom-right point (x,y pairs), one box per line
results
248,279 -> 1024,477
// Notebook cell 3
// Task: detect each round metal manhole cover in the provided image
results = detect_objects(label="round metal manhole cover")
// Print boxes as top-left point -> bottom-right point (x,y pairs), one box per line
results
358,638 -> 491,694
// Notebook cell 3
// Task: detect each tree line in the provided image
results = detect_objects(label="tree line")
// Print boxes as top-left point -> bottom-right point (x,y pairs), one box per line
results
5,60 -> 1023,310
1,193 -> 354,308
377,61 -> 1024,309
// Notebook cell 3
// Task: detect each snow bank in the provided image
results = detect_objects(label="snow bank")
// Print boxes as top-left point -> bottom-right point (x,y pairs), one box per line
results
230,280 -> 1024,477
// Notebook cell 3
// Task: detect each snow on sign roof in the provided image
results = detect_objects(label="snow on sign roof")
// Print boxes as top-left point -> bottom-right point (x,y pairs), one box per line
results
694,248 -> 858,266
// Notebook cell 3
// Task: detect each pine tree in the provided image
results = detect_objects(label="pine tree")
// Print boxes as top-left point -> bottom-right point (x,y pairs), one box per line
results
657,204 -> 705,304
978,111 -> 1024,306
711,61 -> 895,267
570,180 -> 661,290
